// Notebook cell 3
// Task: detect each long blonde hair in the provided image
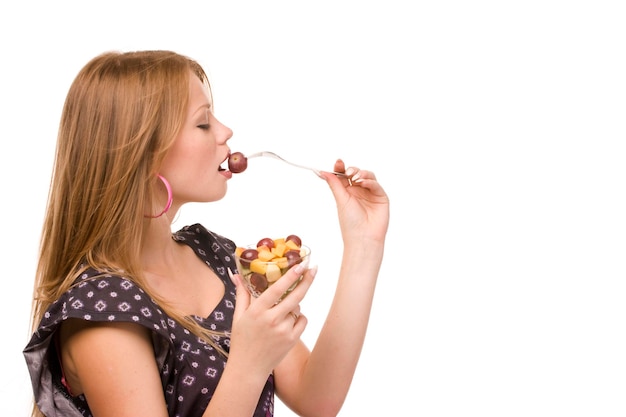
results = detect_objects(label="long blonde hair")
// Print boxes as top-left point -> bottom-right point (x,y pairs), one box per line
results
30,50 -> 227,416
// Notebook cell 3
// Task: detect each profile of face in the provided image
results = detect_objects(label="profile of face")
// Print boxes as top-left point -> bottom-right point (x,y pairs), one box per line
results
159,73 -> 234,207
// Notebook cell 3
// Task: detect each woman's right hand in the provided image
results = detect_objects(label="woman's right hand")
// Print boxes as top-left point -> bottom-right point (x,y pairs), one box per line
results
228,261 -> 316,376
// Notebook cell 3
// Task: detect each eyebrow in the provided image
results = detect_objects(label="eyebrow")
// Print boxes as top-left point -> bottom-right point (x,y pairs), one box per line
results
192,103 -> 212,117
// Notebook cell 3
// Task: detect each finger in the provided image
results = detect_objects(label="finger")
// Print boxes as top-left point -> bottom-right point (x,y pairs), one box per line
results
256,260 -> 309,308
292,305 -> 301,316
227,267 -> 238,285
287,304 -> 301,321
321,166 -> 354,198
274,265 -> 316,311
228,269 -> 251,321
334,159 -> 358,187
287,265 -> 316,297
348,174 -> 388,198
287,307 -> 309,333
288,311 -> 299,324
291,311 -> 308,333
320,159 -> 352,185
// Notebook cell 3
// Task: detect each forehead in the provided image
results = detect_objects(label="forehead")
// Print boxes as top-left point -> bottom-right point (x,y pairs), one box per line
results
188,74 -> 212,111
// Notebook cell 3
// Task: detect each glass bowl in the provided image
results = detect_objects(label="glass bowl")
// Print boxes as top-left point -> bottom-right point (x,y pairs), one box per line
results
234,238 -> 311,300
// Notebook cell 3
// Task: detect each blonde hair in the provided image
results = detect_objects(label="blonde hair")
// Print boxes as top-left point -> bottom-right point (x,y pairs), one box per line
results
30,50 -> 226,416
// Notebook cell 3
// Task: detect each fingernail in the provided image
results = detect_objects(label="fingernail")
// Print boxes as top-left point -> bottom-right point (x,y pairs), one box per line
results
345,167 -> 355,176
227,267 -> 236,284
295,260 -> 308,274
309,265 -> 318,278
295,254 -> 312,274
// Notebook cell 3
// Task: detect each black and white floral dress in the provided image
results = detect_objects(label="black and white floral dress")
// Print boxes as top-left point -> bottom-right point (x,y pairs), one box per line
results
24,224 -> 275,417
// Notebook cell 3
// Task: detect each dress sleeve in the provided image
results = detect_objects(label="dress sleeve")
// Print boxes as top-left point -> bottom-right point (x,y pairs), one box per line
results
23,273 -> 173,417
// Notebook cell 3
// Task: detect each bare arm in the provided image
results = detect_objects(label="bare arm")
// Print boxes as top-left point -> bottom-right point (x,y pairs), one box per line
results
60,320 -> 170,417
275,160 -> 390,417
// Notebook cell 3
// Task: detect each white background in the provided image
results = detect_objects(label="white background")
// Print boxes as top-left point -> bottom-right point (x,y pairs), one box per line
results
1,1 -> 625,416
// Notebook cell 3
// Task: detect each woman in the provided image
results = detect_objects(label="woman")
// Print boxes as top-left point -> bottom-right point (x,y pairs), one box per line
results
24,50 -> 389,417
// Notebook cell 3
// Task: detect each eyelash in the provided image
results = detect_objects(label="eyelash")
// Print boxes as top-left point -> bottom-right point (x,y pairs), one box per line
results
198,124 -> 210,130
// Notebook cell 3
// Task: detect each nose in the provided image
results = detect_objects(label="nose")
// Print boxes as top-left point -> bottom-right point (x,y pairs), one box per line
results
216,119 -> 233,144
224,125 -> 234,142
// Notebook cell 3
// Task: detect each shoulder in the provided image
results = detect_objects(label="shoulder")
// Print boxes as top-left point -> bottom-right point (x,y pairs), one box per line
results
24,270 -> 175,414
33,270 -> 169,343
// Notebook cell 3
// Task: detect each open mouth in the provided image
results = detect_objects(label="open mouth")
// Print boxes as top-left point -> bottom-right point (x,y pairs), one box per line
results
218,154 -> 230,172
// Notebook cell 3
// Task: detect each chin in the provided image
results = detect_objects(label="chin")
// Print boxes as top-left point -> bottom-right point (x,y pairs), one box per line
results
204,186 -> 228,202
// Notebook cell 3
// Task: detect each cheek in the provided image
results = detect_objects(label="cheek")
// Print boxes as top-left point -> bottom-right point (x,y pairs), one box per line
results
181,145 -> 217,182
161,131 -> 217,177
165,140 -> 206,168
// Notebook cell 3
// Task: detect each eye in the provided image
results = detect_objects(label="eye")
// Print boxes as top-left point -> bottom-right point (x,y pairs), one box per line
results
197,124 -> 210,130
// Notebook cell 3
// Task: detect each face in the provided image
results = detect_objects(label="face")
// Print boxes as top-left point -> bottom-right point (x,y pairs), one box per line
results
159,73 -> 234,207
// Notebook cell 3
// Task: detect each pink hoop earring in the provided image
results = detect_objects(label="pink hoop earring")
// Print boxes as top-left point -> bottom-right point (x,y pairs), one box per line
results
145,174 -> 173,218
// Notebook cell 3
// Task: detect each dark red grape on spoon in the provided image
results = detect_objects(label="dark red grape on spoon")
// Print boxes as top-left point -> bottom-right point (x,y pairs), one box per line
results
228,151 -> 248,173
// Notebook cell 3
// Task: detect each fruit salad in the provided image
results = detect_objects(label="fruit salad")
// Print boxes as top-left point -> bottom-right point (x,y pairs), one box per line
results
234,235 -> 310,298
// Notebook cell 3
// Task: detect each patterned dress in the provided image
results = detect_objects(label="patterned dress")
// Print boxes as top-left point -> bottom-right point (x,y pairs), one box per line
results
23,224 -> 275,417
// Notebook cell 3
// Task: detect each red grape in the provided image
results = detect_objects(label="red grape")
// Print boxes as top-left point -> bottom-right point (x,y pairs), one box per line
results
256,237 -> 275,249
249,272 -> 268,292
285,250 -> 303,267
228,152 -> 248,173
285,234 -> 302,247
239,248 -> 258,267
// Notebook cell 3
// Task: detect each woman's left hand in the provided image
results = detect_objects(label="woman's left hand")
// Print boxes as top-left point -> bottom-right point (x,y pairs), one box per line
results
321,159 -> 390,244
